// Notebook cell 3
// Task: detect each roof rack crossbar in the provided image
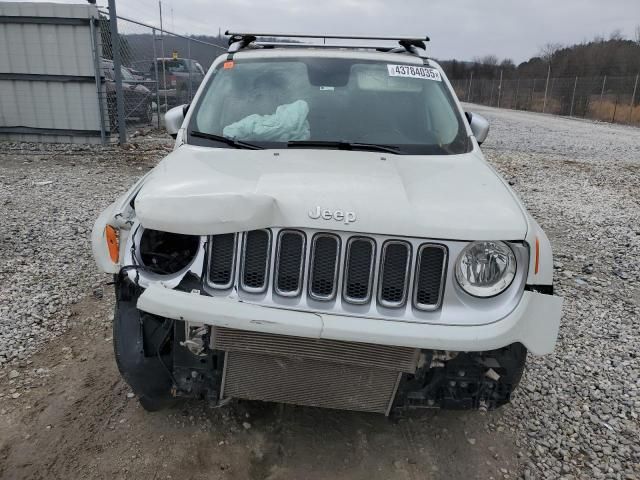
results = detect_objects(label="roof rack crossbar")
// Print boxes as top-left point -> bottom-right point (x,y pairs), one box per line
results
225,31 -> 429,42
254,41 -> 398,51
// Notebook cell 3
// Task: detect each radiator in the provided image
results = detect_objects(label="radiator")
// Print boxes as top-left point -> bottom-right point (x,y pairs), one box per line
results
214,327 -> 418,415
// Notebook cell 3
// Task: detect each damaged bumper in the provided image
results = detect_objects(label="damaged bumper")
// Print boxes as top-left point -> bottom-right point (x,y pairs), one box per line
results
137,285 -> 562,356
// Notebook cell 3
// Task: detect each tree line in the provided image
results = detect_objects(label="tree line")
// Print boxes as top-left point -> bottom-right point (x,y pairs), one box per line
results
440,29 -> 640,80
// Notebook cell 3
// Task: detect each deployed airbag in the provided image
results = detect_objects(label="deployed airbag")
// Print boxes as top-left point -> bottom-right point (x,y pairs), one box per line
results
222,100 -> 310,142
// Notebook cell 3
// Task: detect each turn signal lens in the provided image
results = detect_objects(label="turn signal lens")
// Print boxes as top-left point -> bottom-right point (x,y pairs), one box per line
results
534,237 -> 540,275
105,225 -> 119,263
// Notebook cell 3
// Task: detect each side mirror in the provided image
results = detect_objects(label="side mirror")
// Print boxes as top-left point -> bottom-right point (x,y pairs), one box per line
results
164,104 -> 189,139
465,112 -> 490,145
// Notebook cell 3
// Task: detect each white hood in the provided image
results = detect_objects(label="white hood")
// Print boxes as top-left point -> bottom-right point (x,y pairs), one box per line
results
134,145 -> 528,241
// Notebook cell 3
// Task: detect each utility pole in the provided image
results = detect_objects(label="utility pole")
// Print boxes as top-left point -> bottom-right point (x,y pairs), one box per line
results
108,0 -> 126,143
467,71 -> 473,102
542,63 -> 551,113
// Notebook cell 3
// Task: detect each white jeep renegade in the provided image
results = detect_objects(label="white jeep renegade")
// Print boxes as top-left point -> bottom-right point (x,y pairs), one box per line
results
92,33 -> 563,414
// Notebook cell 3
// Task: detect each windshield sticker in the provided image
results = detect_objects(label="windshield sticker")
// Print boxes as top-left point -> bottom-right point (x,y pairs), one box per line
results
223,61 -> 235,69
319,86 -> 335,91
387,64 -> 442,82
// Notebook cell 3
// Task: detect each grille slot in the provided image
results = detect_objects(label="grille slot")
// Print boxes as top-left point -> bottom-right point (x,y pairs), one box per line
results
207,233 -> 237,289
240,230 -> 271,293
308,234 -> 340,300
378,241 -> 411,307
413,244 -> 448,310
274,230 -> 306,297
343,237 -> 376,304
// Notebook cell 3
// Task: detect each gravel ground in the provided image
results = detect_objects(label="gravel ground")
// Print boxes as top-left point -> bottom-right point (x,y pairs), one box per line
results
471,105 -> 640,479
0,131 -> 172,366
0,110 -> 639,479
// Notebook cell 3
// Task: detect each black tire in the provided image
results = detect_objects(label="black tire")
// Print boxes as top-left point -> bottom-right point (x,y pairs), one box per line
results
113,277 -> 177,412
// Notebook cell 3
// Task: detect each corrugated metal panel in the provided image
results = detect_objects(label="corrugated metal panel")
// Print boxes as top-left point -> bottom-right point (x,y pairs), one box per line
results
0,2 -> 103,143
0,3 -> 96,18
0,24 -> 96,77
0,80 -> 102,130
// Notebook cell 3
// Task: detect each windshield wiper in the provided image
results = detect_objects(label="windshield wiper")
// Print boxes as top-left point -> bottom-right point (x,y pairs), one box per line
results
287,140 -> 400,154
190,131 -> 264,150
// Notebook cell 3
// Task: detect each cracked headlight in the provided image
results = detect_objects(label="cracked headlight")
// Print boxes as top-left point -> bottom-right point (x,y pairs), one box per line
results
455,241 -> 516,298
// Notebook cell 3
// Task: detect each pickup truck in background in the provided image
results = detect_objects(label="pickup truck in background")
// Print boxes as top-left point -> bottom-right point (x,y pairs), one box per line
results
148,57 -> 206,107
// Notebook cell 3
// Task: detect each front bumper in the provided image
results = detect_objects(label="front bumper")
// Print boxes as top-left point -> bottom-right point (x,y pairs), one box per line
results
137,286 -> 562,355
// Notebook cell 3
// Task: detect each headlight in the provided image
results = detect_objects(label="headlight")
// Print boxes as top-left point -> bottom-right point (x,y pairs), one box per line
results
455,241 -> 516,297
139,229 -> 200,275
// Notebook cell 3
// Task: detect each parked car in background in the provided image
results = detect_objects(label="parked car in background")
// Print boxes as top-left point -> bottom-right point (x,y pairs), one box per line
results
103,59 -> 153,128
148,57 -> 206,106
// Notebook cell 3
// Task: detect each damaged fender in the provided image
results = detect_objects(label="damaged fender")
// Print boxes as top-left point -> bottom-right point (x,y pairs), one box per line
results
91,173 -> 152,273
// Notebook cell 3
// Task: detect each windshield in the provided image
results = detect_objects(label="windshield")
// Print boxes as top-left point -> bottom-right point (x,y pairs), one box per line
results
189,56 -> 470,155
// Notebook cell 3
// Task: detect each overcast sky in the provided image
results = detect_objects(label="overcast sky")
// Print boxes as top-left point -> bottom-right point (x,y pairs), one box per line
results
14,0 -> 640,62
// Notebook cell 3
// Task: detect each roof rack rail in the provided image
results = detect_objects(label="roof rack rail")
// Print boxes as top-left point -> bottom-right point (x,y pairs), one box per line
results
225,31 -> 429,56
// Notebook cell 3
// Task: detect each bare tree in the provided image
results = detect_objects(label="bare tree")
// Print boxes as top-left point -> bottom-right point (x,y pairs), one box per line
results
635,25 -> 640,45
539,42 -> 563,64
480,54 -> 499,66
609,29 -> 624,41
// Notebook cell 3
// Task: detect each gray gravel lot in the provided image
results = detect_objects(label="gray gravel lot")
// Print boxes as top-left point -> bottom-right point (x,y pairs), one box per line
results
473,105 -> 640,479
0,135 -> 171,366
0,110 -> 639,479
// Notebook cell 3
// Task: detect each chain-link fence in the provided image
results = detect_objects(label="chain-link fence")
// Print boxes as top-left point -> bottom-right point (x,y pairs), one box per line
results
98,9 -> 225,142
452,73 -> 640,125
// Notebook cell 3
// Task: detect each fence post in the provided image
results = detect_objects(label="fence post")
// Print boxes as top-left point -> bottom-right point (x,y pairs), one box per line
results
530,79 -> 536,110
570,76 -> 578,117
497,69 -> 503,108
159,1 -> 168,114
108,0 -> 127,143
89,18 -> 106,143
630,73 -> 639,122
542,64 -> 551,113
152,28 -> 161,129
187,37 -> 193,101
467,71 -> 473,102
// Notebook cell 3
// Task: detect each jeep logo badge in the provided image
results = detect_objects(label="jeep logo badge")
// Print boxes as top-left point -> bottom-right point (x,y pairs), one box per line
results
308,206 -> 357,225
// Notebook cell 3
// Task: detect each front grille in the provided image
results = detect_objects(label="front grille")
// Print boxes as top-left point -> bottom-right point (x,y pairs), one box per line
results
216,327 -> 418,414
343,237 -> 376,304
308,234 -> 340,300
240,229 -> 271,292
207,228 -> 448,314
274,230 -> 305,296
207,233 -> 236,289
414,244 -> 448,310
378,241 -> 411,307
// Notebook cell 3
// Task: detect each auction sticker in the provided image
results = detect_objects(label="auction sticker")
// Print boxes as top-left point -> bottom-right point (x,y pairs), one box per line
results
387,64 -> 442,81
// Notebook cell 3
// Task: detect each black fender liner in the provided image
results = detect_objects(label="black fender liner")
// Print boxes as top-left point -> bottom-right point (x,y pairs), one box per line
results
113,275 -> 175,410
